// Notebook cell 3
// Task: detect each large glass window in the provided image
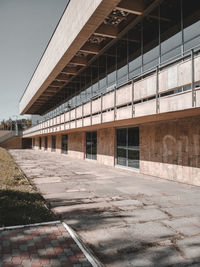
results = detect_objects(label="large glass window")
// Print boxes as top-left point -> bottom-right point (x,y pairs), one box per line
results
44,136 -> 48,150
86,131 -> 97,160
51,135 -> 56,152
116,127 -> 139,169
61,134 -> 68,154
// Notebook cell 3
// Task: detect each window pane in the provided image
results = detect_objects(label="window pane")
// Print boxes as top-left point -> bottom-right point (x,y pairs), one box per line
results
117,129 -> 126,148
117,148 -> 126,166
61,134 -> 68,154
86,132 -> 97,160
128,149 -> 139,168
128,128 -> 139,149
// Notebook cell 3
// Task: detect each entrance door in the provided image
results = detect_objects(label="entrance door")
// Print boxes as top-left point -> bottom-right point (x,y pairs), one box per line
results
44,136 -> 48,150
51,135 -> 56,152
39,137 -> 42,150
61,134 -> 68,154
116,127 -> 139,169
86,131 -> 97,160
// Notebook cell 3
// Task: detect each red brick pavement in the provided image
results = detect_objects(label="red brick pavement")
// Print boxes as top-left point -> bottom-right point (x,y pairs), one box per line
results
0,223 -> 91,267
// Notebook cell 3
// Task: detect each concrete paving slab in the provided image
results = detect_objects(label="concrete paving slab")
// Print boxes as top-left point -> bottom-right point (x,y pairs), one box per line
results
10,149 -> 200,267
163,217 -> 200,236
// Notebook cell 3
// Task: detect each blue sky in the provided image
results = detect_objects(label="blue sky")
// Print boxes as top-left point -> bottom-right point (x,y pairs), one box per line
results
0,0 -> 69,121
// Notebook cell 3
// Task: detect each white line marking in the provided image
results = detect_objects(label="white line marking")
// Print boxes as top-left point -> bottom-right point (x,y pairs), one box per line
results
62,222 -> 103,267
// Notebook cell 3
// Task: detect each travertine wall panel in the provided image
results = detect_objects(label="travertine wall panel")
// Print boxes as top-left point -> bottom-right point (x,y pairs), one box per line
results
103,110 -> 114,122
195,56 -> 200,82
116,106 -> 132,120
116,85 -> 131,106
178,60 -> 191,87
102,92 -> 114,110
160,91 -> 192,113
56,135 -> 62,154
97,127 -> 115,166
140,116 -> 200,186
68,132 -> 85,159
47,136 -> 52,152
92,98 -> 101,113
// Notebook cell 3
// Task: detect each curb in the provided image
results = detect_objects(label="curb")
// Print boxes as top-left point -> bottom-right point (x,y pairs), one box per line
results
62,222 -> 104,267
0,220 -> 61,231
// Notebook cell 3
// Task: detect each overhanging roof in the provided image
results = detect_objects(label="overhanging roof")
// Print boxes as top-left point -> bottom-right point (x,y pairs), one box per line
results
19,0 -> 168,115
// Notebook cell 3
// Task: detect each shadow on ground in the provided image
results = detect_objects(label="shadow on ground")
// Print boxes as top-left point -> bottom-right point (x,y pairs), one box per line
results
49,197 -> 200,267
0,189 -> 56,227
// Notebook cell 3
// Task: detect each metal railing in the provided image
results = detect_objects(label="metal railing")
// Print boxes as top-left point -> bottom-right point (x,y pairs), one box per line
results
23,43 -> 200,136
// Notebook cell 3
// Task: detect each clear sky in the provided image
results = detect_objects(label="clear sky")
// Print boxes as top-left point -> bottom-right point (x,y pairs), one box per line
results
0,0 -> 69,122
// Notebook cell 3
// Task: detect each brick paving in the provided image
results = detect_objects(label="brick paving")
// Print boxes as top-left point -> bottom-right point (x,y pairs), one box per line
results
0,223 -> 92,267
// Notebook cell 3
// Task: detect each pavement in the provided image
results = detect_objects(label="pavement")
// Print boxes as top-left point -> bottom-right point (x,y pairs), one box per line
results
10,149 -> 200,267
0,222 -> 91,267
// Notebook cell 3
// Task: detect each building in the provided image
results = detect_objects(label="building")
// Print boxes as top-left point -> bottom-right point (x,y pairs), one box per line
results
20,0 -> 200,186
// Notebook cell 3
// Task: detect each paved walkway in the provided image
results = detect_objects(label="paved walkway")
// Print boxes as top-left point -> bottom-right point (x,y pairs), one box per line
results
0,222 -> 91,267
10,149 -> 200,267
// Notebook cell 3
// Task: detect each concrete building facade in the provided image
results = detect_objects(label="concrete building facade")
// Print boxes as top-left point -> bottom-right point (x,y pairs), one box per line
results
20,0 -> 200,186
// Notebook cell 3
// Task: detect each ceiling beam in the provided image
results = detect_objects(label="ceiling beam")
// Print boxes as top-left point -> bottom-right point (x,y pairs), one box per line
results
42,92 -> 55,97
148,14 -> 171,22
46,87 -> 59,92
70,56 -> 88,66
79,43 -> 100,54
94,24 -> 118,39
116,0 -> 146,15
55,73 -> 70,82
50,81 -> 65,87
61,66 -> 78,75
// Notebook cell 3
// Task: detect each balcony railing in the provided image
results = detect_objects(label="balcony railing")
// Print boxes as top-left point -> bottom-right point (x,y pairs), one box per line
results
23,45 -> 200,137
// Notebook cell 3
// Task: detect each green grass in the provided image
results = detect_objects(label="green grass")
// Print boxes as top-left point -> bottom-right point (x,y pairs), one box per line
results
0,147 -> 56,227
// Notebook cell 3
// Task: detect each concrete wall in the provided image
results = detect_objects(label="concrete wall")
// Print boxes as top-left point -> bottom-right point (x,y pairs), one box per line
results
47,136 -> 52,152
0,137 -> 22,149
68,132 -> 85,159
97,127 -> 115,166
29,116 -> 200,186
140,116 -> 200,186
56,135 -> 62,154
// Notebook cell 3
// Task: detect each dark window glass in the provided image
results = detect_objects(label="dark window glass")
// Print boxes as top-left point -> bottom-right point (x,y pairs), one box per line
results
32,138 -> 35,148
39,137 -> 42,150
61,134 -> 68,154
116,127 -> 139,169
86,131 -> 97,160
45,136 -> 48,150
52,135 -> 56,152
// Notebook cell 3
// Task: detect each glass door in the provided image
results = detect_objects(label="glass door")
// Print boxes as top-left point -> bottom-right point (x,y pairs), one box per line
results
51,135 -> 56,152
39,137 -> 42,150
116,127 -> 139,169
44,136 -> 48,150
61,134 -> 68,154
86,131 -> 97,160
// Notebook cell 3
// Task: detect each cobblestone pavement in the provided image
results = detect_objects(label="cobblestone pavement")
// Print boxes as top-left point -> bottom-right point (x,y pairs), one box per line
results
0,223 -> 91,267
10,149 -> 200,267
